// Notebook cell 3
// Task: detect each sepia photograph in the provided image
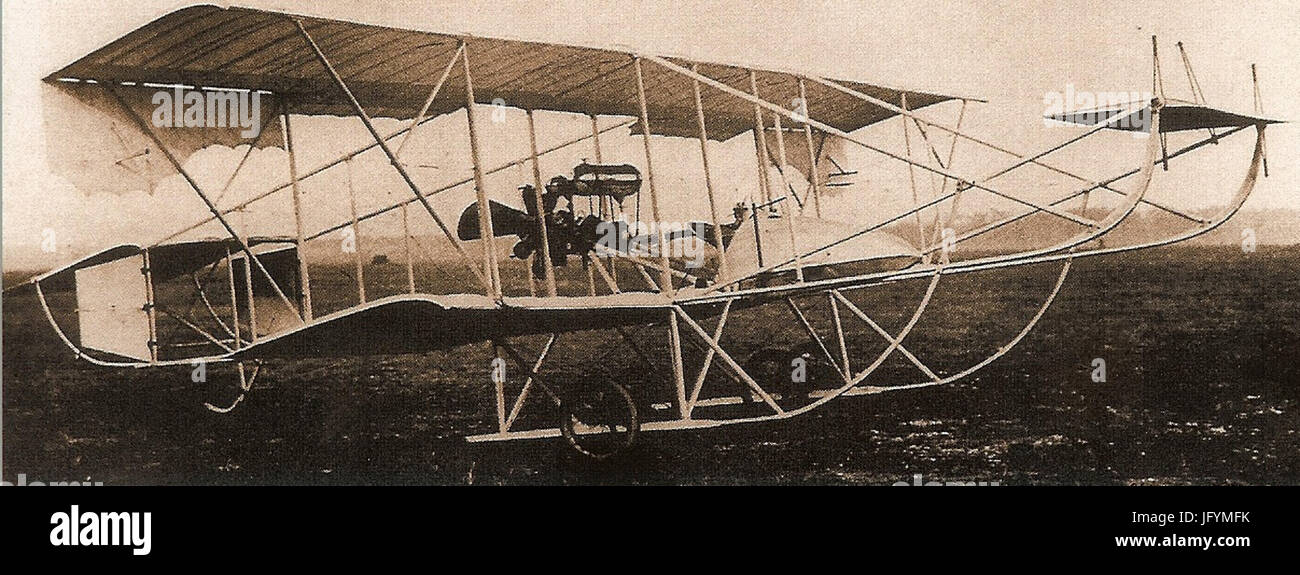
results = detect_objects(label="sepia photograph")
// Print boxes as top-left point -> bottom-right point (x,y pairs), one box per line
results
2,0 -> 1295,504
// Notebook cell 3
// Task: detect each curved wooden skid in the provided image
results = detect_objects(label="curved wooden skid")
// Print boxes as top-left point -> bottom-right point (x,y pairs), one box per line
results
650,111 -> 1164,423
879,123 -> 1263,278
839,123 -> 1265,397
836,259 -> 1072,397
641,121 -> 1270,438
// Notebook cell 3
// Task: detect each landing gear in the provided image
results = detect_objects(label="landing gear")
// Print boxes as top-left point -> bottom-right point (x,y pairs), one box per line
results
558,380 -> 639,460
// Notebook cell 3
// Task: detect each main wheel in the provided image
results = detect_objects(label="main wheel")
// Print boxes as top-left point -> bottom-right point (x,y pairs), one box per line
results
558,380 -> 639,460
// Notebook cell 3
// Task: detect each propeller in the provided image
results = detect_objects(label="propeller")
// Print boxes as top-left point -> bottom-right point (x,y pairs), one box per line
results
457,198 -> 568,275
456,200 -> 534,241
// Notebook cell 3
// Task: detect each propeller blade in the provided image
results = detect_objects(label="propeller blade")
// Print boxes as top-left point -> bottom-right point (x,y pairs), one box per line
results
456,201 -> 533,241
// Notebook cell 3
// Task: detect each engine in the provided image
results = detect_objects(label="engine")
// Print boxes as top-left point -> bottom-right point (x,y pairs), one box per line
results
457,162 -> 642,275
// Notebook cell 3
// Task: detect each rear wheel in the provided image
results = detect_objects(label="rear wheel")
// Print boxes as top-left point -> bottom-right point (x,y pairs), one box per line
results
558,380 -> 639,460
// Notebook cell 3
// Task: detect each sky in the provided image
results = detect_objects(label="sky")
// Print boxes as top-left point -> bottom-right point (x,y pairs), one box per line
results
4,0 -> 1297,270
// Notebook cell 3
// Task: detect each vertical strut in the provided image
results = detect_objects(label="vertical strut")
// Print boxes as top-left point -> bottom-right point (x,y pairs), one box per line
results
1151,35 -> 1166,100
402,204 -> 416,293
243,249 -> 258,342
526,109 -> 558,297
1152,36 -> 1170,170
691,63 -> 730,284
772,111 -> 804,282
589,114 -> 607,215
1252,64 -> 1269,178
750,70 -> 802,281
667,311 -> 688,419
901,93 -> 927,250
583,257 -> 597,296
281,102 -> 313,320
798,78 -> 822,219
590,114 -> 618,288
493,343 -> 507,434
525,254 -> 537,296
142,249 -> 158,363
225,247 -> 241,349
633,57 -> 676,294
344,159 -> 367,304
930,100 -> 968,250
749,70 -> 774,209
828,292 -> 851,376
461,41 -> 504,300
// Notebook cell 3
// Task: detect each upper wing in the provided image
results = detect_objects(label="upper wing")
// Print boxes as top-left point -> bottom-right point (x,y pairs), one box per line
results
47,4 -> 972,142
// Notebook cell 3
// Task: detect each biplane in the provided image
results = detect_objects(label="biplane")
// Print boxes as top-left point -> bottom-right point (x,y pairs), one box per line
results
16,4 -> 1281,459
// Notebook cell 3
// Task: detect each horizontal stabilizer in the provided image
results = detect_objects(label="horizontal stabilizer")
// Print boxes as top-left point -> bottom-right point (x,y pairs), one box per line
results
29,237 -> 296,291
26,237 -> 302,361
1046,103 -> 1283,133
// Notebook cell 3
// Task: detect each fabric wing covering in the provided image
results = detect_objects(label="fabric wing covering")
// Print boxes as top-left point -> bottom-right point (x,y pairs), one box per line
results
42,81 -> 284,196
45,4 -> 968,194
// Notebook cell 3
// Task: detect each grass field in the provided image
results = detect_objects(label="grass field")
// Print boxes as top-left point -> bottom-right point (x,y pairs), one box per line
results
3,245 -> 1297,485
